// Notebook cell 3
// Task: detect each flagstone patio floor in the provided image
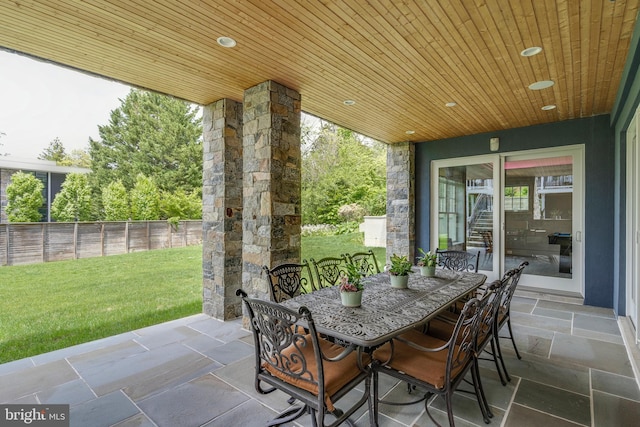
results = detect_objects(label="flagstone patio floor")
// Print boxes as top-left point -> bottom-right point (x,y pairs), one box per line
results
2,290 -> 640,426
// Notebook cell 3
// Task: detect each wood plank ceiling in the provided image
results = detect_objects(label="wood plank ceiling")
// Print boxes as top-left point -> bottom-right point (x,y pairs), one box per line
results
0,0 -> 638,144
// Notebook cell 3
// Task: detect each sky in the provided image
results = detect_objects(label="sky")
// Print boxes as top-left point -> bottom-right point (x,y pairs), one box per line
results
0,50 -> 132,159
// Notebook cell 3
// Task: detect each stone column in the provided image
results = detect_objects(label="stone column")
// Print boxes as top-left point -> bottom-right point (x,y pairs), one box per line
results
386,142 -> 415,263
202,99 -> 243,320
242,81 -> 302,301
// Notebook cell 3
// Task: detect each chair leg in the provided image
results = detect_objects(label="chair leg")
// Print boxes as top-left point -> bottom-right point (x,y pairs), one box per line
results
266,404 -> 308,426
490,337 -> 507,386
472,359 -> 493,423
495,331 -> 512,383
372,368 -> 379,427
507,318 -> 522,359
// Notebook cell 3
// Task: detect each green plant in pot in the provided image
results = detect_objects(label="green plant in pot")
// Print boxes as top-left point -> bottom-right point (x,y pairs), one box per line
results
339,263 -> 364,307
416,248 -> 437,277
388,253 -> 413,288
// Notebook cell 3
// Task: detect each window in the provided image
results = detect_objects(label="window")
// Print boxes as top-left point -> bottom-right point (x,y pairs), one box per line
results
504,185 -> 529,211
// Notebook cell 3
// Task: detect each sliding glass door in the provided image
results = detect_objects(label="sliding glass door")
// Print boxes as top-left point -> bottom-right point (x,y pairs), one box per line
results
503,148 -> 583,295
431,156 -> 499,275
431,147 -> 584,295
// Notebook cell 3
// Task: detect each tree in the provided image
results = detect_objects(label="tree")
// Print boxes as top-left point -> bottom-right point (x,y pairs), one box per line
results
59,148 -> 91,168
51,173 -> 92,222
89,89 -> 202,198
301,120 -> 386,225
130,174 -> 160,220
6,172 -> 44,222
102,180 -> 130,220
159,190 -> 202,220
39,137 -> 67,163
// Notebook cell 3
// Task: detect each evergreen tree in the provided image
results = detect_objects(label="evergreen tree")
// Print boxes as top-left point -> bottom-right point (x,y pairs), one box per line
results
38,137 -> 67,163
6,172 -> 44,222
89,89 -> 202,198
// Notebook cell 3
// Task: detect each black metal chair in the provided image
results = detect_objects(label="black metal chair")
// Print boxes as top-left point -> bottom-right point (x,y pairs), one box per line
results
345,250 -> 380,276
436,249 -> 480,272
372,294 -> 491,427
237,289 -> 373,427
262,261 -> 315,303
310,255 -> 350,288
493,261 -> 528,383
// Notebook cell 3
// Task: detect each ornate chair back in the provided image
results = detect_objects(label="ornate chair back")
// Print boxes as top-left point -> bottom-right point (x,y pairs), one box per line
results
345,250 -> 380,276
262,261 -> 315,303
237,289 -> 372,426
310,255 -> 350,288
436,249 -> 480,272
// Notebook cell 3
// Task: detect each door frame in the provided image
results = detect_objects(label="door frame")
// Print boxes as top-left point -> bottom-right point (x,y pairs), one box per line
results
431,145 -> 585,296
430,154 -> 501,280
626,107 -> 639,336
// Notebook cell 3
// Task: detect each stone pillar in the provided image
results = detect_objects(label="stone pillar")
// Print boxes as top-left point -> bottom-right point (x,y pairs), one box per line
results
242,81 -> 302,301
386,142 -> 415,263
202,99 -> 244,320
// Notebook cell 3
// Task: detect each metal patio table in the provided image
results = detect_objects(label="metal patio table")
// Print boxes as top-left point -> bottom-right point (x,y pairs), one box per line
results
280,268 -> 487,348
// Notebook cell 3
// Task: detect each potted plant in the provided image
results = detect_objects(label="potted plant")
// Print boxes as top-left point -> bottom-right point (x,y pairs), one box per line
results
416,248 -> 437,277
388,253 -> 413,288
339,263 -> 364,307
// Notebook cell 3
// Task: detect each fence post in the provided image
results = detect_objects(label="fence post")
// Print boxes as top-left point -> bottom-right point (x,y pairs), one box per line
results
41,223 -> 45,263
125,221 -> 129,253
100,223 -> 104,257
4,224 -> 9,266
73,222 -> 78,259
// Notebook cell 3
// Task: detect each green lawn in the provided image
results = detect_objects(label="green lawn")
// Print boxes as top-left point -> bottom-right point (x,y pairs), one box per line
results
0,233 -> 385,364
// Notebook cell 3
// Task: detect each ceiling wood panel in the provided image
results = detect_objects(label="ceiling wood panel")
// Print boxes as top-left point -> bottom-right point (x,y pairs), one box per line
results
0,0 -> 637,144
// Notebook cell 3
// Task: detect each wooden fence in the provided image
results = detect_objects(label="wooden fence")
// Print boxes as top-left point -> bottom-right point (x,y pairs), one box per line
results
0,220 -> 202,266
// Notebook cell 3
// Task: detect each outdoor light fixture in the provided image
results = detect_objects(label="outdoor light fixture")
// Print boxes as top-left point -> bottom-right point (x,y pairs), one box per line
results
343,100 -> 356,106
216,36 -> 237,48
405,130 -> 415,135
490,137 -> 500,152
445,102 -> 457,107
528,80 -> 555,90
521,46 -> 542,57
542,104 -> 557,111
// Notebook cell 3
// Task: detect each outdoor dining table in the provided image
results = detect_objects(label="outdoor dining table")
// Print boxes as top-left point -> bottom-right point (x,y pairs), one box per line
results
280,268 -> 488,348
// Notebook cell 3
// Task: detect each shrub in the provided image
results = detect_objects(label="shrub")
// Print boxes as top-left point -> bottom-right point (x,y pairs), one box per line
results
6,172 -> 44,222
130,174 -> 160,220
102,180 -> 130,220
51,173 -> 93,222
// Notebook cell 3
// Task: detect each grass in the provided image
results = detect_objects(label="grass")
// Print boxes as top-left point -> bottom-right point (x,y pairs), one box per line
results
0,232 -> 385,364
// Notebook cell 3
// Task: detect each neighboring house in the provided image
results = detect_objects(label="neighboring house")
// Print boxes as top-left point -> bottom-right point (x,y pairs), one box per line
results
0,157 -> 90,223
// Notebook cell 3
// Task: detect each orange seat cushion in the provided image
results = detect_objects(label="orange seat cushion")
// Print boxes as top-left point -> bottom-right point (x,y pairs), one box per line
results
373,329 -> 468,390
263,334 -> 370,412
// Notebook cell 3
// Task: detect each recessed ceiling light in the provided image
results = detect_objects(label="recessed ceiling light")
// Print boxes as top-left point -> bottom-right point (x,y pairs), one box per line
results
445,102 -> 457,107
405,130 -> 415,135
528,80 -> 555,90
521,46 -> 543,57
216,36 -> 237,48
541,104 -> 557,111
343,100 -> 356,106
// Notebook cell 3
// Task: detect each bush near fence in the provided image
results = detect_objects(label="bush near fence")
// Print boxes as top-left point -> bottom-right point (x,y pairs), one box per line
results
0,220 -> 202,266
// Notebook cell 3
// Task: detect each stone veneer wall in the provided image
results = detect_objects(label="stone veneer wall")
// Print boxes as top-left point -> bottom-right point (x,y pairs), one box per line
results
386,142 -> 415,263
202,99 -> 244,320
242,81 -> 302,302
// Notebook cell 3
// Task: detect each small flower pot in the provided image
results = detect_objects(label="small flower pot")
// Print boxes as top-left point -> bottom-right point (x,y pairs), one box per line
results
420,266 -> 436,277
390,274 -> 409,289
340,290 -> 363,307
